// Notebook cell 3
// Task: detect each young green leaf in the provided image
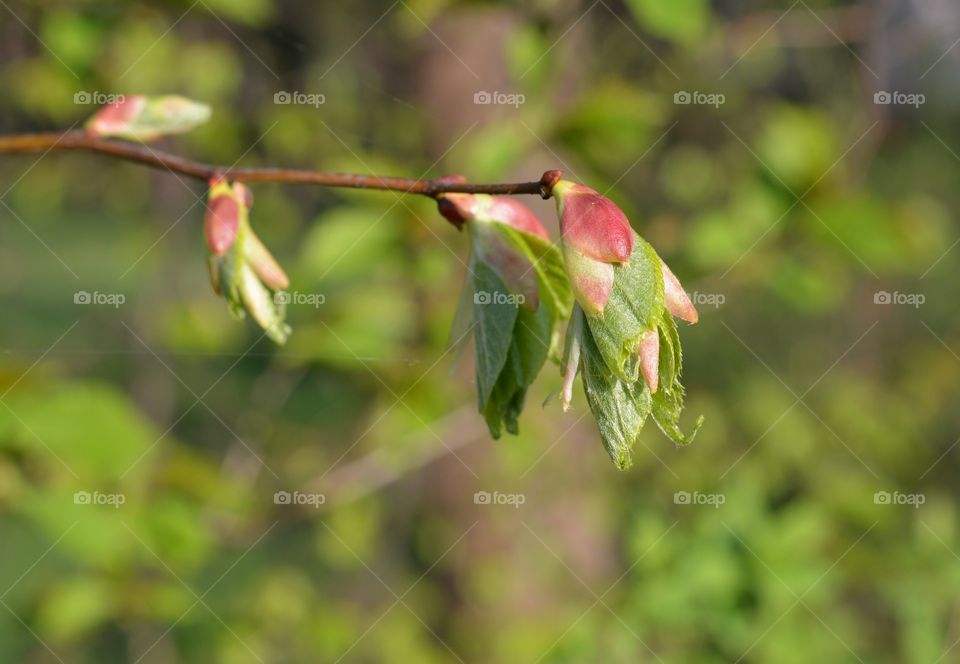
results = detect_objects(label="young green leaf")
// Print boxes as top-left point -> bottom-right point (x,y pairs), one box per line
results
493,225 -> 573,319
239,264 -> 291,344
650,309 -> 702,445
481,300 -> 554,437
578,306 -> 652,469
492,223 -> 572,358
472,261 -> 519,410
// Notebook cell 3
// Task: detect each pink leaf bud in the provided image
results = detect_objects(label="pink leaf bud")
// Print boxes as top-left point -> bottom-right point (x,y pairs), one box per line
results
661,261 -> 698,324
553,180 -> 634,264
204,178 -> 239,255
440,193 -> 552,309
439,193 -> 550,240
85,95 -> 147,137
636,329 -> 659,393
477,197 -> 550,240
245,230 -> 290,291
84,94 -> 211,142
562,246 -> 615,316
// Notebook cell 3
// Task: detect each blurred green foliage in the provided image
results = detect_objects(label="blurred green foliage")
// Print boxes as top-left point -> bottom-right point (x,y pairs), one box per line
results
1,0 -> 959,662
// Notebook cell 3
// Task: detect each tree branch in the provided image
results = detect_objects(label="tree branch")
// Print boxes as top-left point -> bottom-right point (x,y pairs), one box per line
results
0,130 -> 559,198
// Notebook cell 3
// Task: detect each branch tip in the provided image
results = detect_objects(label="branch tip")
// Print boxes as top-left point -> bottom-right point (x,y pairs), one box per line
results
539,170 -> 563,199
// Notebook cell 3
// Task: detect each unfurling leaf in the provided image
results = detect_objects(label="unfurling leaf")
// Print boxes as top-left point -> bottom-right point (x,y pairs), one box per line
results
578,306 -> 651,470
204,178 -> 291,344
553,180 -> 702,467
85,94 -> 211,142
439,193 -> 569,438
650,308 -> 704,445
438,178 -> 701,464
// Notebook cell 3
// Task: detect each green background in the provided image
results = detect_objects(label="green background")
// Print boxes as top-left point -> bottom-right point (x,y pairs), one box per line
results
0,0 -> 958,661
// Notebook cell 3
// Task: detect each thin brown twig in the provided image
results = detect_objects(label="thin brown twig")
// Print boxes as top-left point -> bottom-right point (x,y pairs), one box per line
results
0,130 -> 559,198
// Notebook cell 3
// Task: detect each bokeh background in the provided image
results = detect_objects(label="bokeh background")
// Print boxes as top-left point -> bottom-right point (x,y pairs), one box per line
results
1,0 -> 959,662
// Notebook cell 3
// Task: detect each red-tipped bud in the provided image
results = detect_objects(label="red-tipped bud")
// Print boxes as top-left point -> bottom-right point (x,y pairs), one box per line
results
439,193 -> 550,240
661,262 -> 698,323
85,95 -> 147,137
562,246 -> 615,316
553,180 -> 634,264
637,329 -> 659,393
205,177 -> 291,344
440,193 -> 552,309
204,179 -> 239,255
479,197 -> 549,240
